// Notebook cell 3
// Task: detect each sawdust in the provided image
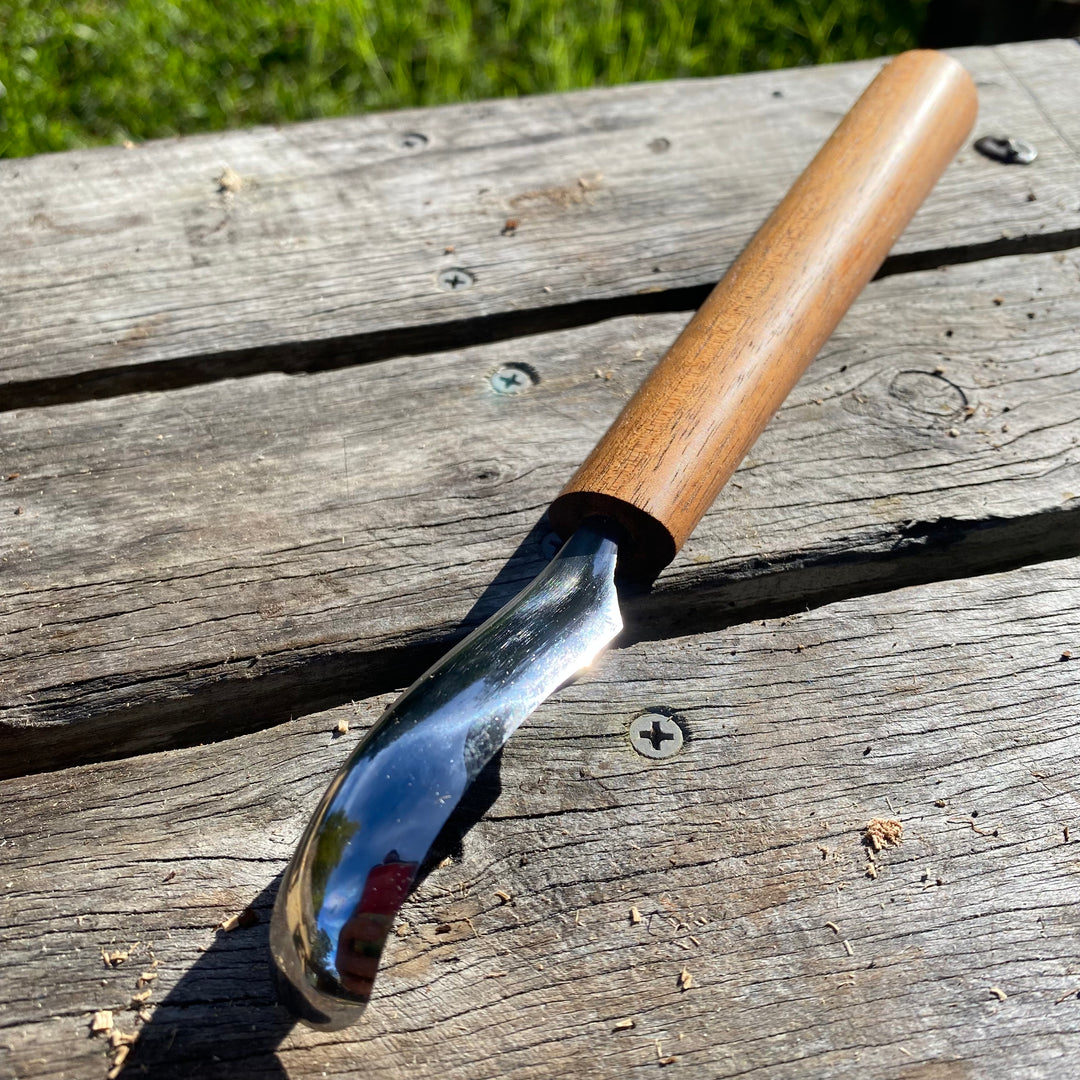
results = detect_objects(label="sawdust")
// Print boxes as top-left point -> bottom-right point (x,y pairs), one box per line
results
863,818 -> 903,853
509,174 -> 601,211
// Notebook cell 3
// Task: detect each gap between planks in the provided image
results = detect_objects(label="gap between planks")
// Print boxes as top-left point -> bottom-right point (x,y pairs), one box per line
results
4,224 -> 1080,413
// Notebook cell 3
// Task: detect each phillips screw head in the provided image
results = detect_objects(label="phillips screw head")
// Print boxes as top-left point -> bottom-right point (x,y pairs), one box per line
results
628,713 -> 684,759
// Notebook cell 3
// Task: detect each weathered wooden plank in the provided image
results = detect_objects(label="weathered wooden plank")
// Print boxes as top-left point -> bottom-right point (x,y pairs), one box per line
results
4,248 -> 1080,775
2,558 -> 1079,1079
2,41 -> 1079,392
987,38 -> 1080,155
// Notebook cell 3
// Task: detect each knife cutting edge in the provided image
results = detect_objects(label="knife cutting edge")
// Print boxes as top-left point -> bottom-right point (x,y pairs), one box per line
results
269,50 -> 977,1029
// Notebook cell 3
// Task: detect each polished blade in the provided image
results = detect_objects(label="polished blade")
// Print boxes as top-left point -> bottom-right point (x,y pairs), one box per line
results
270,521 -> 622,1029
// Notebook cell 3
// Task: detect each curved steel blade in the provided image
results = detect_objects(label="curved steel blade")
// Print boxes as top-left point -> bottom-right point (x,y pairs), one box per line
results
269,522 -> 622,1029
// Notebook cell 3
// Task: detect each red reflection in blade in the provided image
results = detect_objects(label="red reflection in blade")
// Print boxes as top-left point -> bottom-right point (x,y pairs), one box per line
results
335,851 -> 418,997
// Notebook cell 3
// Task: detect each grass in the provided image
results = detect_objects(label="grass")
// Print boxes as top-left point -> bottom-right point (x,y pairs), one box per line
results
0,0 -> 929,159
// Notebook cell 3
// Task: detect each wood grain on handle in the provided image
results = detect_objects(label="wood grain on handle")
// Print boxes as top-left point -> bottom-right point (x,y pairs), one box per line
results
547,50 -> 978,579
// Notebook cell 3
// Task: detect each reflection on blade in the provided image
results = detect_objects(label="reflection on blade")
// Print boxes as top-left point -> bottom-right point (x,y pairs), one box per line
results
269,521 -> 623,1029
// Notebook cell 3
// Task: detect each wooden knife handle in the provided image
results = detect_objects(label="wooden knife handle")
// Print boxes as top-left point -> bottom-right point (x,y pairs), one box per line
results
547,50 -> 977,579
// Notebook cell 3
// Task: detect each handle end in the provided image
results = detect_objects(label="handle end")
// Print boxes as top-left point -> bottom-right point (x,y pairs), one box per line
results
547,491 -> 675,581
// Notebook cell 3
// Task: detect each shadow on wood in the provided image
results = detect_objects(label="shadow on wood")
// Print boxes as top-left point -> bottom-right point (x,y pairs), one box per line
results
123,754 -> 505,1078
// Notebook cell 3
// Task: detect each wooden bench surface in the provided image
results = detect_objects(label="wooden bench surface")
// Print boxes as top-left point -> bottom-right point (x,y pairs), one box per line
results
2,38 -> 1080,1080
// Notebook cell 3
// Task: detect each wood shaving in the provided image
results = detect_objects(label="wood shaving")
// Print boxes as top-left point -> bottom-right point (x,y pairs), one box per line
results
216,166 -> 246,194
494,889 -> 512,904
335,717 -> 349,735
865,862 -> 879,880
129,989 -> 152,1006
107,1045 -> 130,1079
934,799 -> 947,808
395,922 -> 411,938
436,856 -> 453,869
612,1017 -> 635,1031
219,907 -> 258,932
843,940 -> 854,956
138,1008 -> 153,1023
137,972 -> 157,987
483,971 -> 508,979
825,922 -> 840,934
863,818 -> 903,852
990,987 -> 1007,1001
629,906 -> 642,925
109,1030 -> 136,1049
659,1057 -> 680,1066
101,949 -> 129,968
90,1010 -> 113,1035
678,968 -> 694,991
